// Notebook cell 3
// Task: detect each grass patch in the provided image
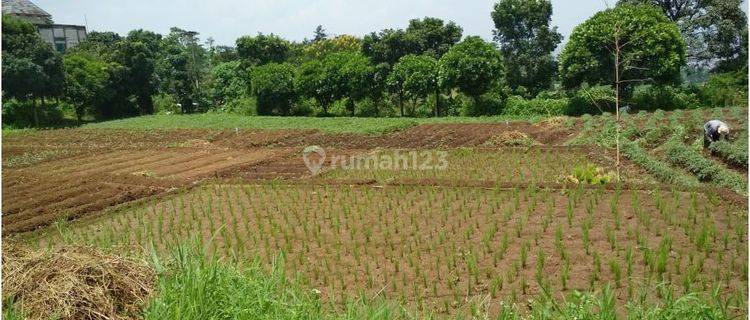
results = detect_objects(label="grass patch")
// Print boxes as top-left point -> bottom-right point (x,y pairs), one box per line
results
83,114 -> 547,134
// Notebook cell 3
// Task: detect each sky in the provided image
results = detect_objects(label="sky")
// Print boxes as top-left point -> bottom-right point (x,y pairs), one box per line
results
32,0 -> 742,48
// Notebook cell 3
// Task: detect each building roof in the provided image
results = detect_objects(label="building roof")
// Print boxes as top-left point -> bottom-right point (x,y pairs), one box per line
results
2,0 -> 51,18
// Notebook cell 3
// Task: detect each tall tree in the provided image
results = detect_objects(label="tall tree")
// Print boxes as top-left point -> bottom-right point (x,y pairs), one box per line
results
297,52 -> 373,115
559,5 -> 686,90
617,0 -> 747,70
405,17 -> 463,58
312,25 -> 328,43
362,29 -> 418,66
2,15 -> 64,126
388,54 -> 439,116
112,30 -> 162,115
236,33 -> 290,66
63,52 -> 111,123
250,62 -> 297,115
492,0 -> 562,96
161,27 -> 209,113
438,36 -> 503,103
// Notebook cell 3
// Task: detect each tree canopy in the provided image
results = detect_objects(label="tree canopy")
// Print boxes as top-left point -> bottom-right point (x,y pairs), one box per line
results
559,4 -> 686,89
438,36 -> 502,100
492,0 -> 562,96
236,33 -> 290,66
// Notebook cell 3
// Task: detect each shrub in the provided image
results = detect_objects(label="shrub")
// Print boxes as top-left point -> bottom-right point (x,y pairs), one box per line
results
154,94 -> 180,115
503,96 -> 568,117
566,85 -> 616,116
461,91 -> 504,116
699,69 -> 748,108
631,85 -> 700,111
2,99 -> 65,128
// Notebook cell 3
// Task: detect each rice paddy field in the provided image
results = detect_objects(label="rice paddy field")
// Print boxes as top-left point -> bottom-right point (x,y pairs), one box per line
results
3,107 -> 748,319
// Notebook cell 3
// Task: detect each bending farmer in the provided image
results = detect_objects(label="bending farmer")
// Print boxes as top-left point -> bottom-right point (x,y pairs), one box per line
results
703,120 -> 730,148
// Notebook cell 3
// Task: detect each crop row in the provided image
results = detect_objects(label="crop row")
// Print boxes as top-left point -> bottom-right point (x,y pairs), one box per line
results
38,183 -> 748,315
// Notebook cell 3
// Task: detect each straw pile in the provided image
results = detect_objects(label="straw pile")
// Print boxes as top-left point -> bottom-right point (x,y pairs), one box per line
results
2,243 -> 156,320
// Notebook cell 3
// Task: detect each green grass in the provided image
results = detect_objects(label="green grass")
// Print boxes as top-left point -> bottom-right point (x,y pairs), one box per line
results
666,140 -> 747,194
709,138 -> 748,168
83,114 -> 546,134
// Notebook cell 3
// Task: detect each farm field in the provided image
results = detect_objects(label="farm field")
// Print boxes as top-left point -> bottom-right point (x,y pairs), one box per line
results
3,107 -> 748,318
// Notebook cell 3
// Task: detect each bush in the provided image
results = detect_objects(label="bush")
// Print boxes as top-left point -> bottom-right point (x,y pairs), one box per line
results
503,96 -> 568,117
461,92 -> 504,116
631,85 -> 700,111
699,69 -> 748,108
154,94 -> 180,115
2,99 -> 65,128
565,85 -> 616,116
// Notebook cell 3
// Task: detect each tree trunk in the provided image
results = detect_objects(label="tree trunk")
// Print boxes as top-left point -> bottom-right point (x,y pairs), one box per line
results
32,98 -> 39,128
434,88 -> 440,117
399,92 -> 404,117
76,106 -> 83,125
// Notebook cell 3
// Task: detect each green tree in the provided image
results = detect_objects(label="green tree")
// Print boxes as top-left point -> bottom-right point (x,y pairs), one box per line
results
438,36 -> 503,103
362,29 -> 418,66
617,0 -> 747,71
297,52 -> 373,115
161,27 -> 209,113
559,5 -> 686,89
312,25 -> 328,43
112,30 -> 162,115
208,60 -> 249,107
63,53 -> 111,123
388,54 -> 439,116
2,15 -> 64,127
250,62 -> 296,115
405,17 -> 463,58
492,0 -> 562,96
236,33 -> 290,66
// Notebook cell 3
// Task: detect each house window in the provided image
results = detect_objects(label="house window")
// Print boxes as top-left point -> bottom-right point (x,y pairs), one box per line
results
54,42 -> 66,52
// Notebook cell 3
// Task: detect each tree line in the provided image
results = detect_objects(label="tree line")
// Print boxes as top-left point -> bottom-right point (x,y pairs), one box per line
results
2,0 -> 747,127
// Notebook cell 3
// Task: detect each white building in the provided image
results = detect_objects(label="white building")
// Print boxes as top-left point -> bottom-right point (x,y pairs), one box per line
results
2,0 -> 87,52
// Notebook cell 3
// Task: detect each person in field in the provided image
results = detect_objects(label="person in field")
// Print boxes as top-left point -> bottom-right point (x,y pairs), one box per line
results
703,120 -> 730,148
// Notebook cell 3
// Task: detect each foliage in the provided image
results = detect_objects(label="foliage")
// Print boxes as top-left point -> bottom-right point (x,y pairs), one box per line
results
618,0 -> 747,71
388,54 -> 439,116
160,28 -> 210,113
207,60 -> 249,109
404,17 -> 463,59
559,4 -> 686,89
297,52 -> 373,115
113,30 -> 162,115
460,92 -> 504,116
1,99 -> 65,129
709,139 -> 748,168
438,36 -> 502,101
1,15 -> 65,127
236,33 -> 290,66
492,0 -> 562,96
63,53 -> 112,123
698,69 -> 748,107
566,85 -> 617,116
631,85 -> 700,111
503,96 -> 567,117
250,63 -> 297,115
302,34 -> 362,60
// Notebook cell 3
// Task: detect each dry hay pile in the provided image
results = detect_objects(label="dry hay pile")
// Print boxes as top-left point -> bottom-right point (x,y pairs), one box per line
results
2,243 -> 156,320
485,130 -> 540,147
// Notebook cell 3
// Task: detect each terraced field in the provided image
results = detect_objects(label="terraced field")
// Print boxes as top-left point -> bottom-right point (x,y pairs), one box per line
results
3,108 -> 748,318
